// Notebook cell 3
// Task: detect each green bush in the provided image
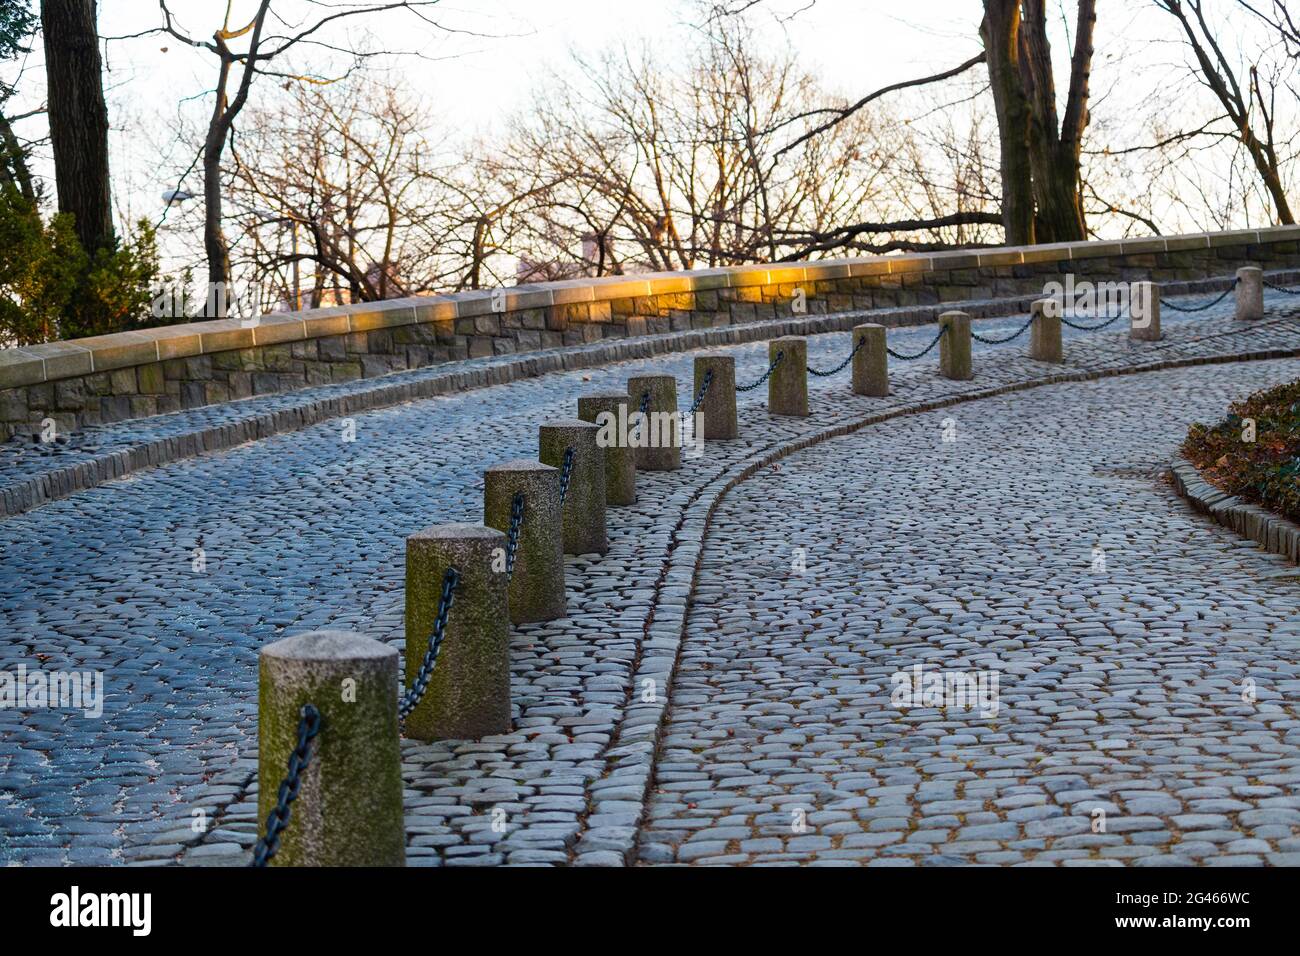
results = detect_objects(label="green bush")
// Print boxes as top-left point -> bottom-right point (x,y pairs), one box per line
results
0,185 -> 160,347
1182,378 -> 1300,523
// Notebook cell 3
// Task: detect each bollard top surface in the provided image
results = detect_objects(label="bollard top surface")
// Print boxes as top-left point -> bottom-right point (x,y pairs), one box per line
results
540,418 -> 599,432
486,458 -> 558,475
626,372 -> 676,384
771,334 -> 807,343
939,309 -> 971,319
697,353 -> 736,364
262,629 -> 396,663
1237,265 -> 1263,275
853,322 -> 885,331
578,391 -> 631,403
408,522 -> 505,544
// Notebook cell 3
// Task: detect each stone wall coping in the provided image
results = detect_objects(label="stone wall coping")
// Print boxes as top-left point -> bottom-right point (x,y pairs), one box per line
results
3,224 -> 1298,390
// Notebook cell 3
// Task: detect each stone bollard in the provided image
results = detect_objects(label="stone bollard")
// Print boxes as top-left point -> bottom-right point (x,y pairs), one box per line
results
1129,281 -> 1161,341
768,336 -> 808,417
539,419 -> 607,556
851,324 -> 888,397
692,355 -> 738,439
938,311 -> 973,380
626,373 -> 680,471
404,524 -> 510,742
484,459 -> 565,624
1029,299 -> 1063,363
577,393 -> 636,506
1236,266 -> 1263,321
259,630 -> 405,866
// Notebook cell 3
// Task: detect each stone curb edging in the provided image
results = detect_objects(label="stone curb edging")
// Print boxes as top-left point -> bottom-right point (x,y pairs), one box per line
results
0,291 -> 1060,520
579,343 -> 1300,866
1169,457 -> 1300,565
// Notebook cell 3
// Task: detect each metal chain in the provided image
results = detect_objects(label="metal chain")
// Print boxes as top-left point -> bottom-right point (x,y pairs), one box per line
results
635,390 -> 651,443
558,447 -> 576,503
971,315 -> 1036,345
886,326 -> 946,361
683,369 -> 713,418
736,350 -> 784,392
1060,312 -> 1125,332
250,703 -> 321,867
1159,284 -> 1236,312
1263,276 -> 1300,295
807,336 -> 867,376
504,492 -> 524,580
398,567 -> 461,720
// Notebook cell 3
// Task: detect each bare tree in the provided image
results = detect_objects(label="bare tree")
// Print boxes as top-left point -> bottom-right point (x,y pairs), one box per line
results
150,0 -> 446,312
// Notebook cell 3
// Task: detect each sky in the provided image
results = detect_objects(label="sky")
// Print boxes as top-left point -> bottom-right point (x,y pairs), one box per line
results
3,0 -> 1279,275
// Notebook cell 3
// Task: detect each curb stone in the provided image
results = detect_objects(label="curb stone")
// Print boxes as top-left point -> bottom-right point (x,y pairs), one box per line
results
1169,456 -> 1300,565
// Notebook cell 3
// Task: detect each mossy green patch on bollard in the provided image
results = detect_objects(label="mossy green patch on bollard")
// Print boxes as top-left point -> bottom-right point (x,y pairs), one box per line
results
851,324 -> 888,397
767,336 -> 808,417
938,311 -> 973,380
258,630 -> 404,866
484,458 -> 565,625
1129,281 -> 1161,341
577,392 -> 636,506
1029,300 -> 1063,363
692,355 -> 737,439
626,373 -> 680,471
1236,266 -> 1263,321
539,419 -> 607,556
404,524 -> 510,742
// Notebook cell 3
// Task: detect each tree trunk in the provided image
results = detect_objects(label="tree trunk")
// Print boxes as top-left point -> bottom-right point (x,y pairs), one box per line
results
1019,0 -> 1093,242
41,0 -> 113,254
981,0 -> 1035,245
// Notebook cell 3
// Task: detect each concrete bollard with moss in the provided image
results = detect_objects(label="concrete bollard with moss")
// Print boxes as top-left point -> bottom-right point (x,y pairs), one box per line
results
1029,299 -> 1063,363
577,393 -> 636,506
1129,281 -> 1161,341
767,336 -> 808,417
403,524 -> 510,742
691,355 -> 737,439
258,630 -> 405,866
627,373 -> 680,471
484,459 -> 565,624
539,419 -> 607,555
938,311 -> 973,380
1236,266 -> 1263,321
851,324 -> 888,397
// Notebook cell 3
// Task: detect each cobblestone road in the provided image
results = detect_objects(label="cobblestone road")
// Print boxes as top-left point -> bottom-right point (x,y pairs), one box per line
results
0,291 -> 1297,865
641,359 -> 1300,866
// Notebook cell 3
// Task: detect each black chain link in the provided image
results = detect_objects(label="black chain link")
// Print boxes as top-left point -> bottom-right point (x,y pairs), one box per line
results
398,566 -> 461,720
504,492 -> 524,580
683,370 -> 713,418
807,336 -> 867,376
1060,312 -> 1125,332
1263,276 -> 1300,295
250,703 -> 321,867
971,315 -> 1036,345
736,350 -> 784,391
635,390 -> 651,443
886,326 -> 946,361
1159,283 -> 1236,312
558,446 -> 576,503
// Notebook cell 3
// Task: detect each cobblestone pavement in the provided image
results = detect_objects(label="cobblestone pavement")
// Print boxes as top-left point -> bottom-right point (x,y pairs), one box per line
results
640,359 -> 1300,867
0,291 -> 1296,865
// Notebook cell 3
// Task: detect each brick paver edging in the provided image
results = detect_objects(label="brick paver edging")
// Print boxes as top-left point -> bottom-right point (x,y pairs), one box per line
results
6,270 -> 1292,521
603,341 -> 1300,865
1169,457 -> 1300,566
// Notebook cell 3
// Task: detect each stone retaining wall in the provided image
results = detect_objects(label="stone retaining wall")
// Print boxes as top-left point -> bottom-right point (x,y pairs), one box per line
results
3,225 -> 1299,440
